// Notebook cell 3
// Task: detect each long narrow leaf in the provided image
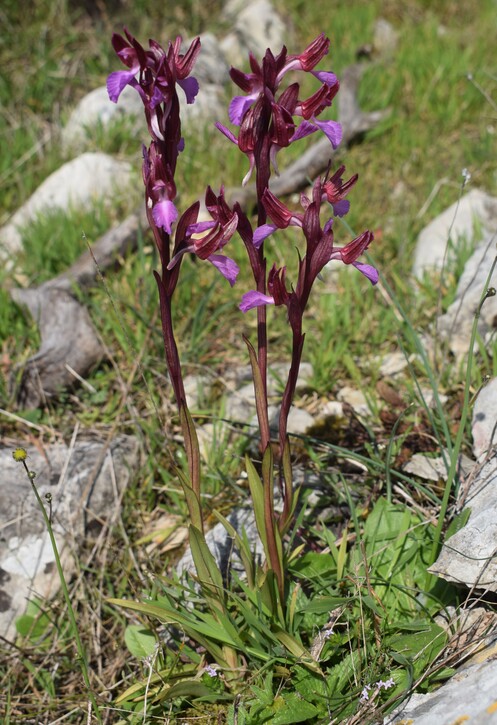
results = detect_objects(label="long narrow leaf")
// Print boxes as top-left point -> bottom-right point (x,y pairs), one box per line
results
179,402 -> 202,508
245,455 -> 269,558
176,468 -> 203,532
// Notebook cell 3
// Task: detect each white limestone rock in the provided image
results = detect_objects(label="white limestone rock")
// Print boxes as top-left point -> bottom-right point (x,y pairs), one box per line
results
0,152 -> 133,259
223,0 -> 286,61
384,654 -> 497,725
0,436 -> 139,641
429,453 -> 497,592
472,377 -> 497,460
437,231 -> 497,358
337,386 -> 371,417
413,189 -> 497,279
62,85 -> 145,151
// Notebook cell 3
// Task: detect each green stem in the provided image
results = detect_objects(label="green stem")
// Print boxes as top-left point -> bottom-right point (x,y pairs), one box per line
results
21,460 -> 102,724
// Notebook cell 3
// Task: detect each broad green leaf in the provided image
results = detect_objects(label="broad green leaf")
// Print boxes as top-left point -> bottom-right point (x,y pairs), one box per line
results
16,614 -> 49,641
263,693 -> 319,724
387,622 -> 447,678
293,665 -> 327,701
290,551 -> 336,579
124,625 -> 157,659
360,593 -> 384,616
16,597 -> 50,641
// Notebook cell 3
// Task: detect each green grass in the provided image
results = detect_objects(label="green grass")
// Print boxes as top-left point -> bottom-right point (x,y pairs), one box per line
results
1,0 -> 497,722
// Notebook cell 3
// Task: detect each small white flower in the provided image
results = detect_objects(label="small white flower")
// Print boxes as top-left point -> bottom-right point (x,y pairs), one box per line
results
359,684 -> 372,703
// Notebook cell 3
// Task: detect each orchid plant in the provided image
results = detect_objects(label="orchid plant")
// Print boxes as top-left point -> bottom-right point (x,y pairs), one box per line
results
107,27 -> 377,678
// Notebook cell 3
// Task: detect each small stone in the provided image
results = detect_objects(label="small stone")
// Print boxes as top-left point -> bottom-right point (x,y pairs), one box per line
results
267,405 -> 315,436
320,401 -> 345,418
419,387 -> 449,409
183,374 -> 212,411
403,453 -> 449,481
336,387 -> 370,417
373,19 -> 399,57
196,422 -> 229,462
378,351 -> 408,377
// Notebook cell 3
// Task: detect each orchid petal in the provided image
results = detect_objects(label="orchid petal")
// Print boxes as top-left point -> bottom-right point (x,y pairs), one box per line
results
229,93 -> 258,125
152,199 -> 178,233
242,154 -> 256,186
352,262 -> 379,285
239,291 -> 275,312
178,75 -> 200,104
187,220 -> 216,235
107,69 -> 138,103
208,254 -> 240,286
215,122 -> 238,144
323,217 -> 334,234
331,199 -> 350,217
312,70 -> 338,86
291,120 -> 318,142
314,118 -> 343,148
253,224 -> 277,249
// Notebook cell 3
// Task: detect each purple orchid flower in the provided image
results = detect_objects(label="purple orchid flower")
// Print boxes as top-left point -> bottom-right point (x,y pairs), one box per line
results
168,187 -> 240,286
142,142 -> 178,236
240,173 -> 377,312
251,167 -> 359,249
215,33 -> 342,185
107,29 -> 200,108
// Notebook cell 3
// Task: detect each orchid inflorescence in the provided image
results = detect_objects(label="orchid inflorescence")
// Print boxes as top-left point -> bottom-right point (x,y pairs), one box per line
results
108,27 -> 377,594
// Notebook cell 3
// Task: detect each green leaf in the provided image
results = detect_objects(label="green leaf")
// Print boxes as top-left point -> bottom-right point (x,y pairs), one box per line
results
445,508 -> 471,540
108,598 -> 238,650
387,622 -> 447,678
160,680 -> 219,701
290,551 -> 336,579
264,693 -> 319,724
21,659 -> 55,697
124,625 -> 157,659
245,455 -> 269,557
16,597 -> 50,641
188,525 -> 224,596
300,596 -> 349,614
273,628 -> 321,673
177,468 -> 203,532
179,401 -> 201,503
